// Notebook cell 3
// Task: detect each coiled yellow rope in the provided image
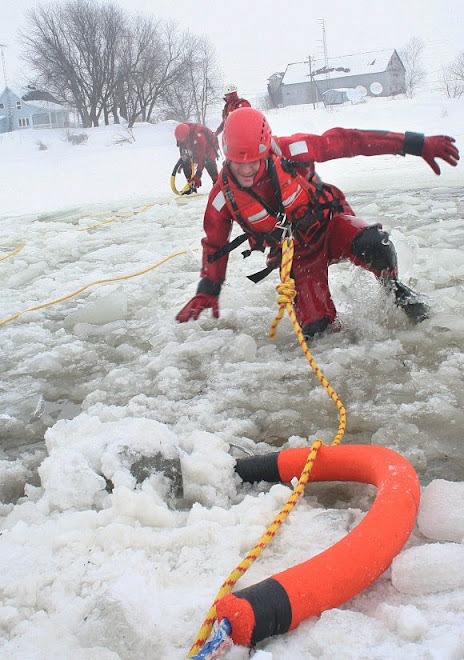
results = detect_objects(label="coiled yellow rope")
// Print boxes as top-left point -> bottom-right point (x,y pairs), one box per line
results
188,236 -> 346,657
171,159 -> 198,196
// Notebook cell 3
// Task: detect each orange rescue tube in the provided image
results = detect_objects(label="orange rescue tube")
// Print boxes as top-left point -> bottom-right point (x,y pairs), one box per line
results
217,444 -> 420,647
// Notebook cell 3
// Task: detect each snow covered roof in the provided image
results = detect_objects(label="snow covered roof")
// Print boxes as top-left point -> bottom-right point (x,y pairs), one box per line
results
0,86 -> 66,111
282,49 -> 398,85
23,99 -> 68,112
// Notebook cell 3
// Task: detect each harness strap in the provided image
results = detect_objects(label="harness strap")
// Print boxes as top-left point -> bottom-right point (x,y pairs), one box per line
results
247,264 -> 279,283
207,233 -> 250,262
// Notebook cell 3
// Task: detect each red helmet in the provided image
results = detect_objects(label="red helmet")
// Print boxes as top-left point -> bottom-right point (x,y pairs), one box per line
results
174,123 -> 190,142
222,108 -> 272,162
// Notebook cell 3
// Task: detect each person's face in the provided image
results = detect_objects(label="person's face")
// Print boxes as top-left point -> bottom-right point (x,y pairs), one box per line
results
229,160 -> 261,188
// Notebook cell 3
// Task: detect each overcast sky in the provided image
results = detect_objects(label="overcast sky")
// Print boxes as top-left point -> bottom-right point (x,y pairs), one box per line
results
1,0 -> 464,97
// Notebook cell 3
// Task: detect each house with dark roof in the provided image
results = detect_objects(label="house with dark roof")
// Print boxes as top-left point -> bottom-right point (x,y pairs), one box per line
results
269,49 -> 406,108
0,86 -> 70,134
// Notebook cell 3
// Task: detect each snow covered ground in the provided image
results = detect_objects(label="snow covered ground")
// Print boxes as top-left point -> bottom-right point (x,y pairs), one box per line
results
0,93 -> 463,659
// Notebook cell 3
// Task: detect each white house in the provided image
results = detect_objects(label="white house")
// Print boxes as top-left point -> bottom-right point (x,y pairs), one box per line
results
0,86 -> 70,134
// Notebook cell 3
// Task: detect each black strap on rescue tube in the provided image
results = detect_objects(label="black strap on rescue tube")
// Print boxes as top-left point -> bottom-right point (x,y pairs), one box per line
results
235,453 -> 281,482
232,578 -> 292,645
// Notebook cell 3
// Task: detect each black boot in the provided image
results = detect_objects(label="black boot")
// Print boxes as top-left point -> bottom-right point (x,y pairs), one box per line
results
302,316 -> 331,339
388,279 -> 430,323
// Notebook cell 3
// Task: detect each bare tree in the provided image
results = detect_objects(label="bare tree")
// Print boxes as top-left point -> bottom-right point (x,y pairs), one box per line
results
161,35 -> 221,123
21,1 -> 126,127
118,20 -> 201,127
399,37 -> 427,98
188,36 -> 221,124
439,51 -> 464,98
20,2 -> 222,128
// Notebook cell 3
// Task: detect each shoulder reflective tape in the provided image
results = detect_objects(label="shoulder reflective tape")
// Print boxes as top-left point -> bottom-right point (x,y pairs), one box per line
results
212,190 -> 226,211
289,140 -> 309,156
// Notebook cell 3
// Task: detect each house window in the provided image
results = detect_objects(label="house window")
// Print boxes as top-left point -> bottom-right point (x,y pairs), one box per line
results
18,117 -> 30,127
0,102 -> 4,109
16,100 -> 22,110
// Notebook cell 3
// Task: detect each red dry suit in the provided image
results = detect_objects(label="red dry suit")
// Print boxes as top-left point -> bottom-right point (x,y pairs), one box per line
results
195,127 -> 422,331
176,123 -> 219,187
215,92 -> 251,136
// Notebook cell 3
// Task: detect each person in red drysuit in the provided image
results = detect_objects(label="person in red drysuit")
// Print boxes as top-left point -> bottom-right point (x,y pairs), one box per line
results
174,122 -> 219,191
176,107 -> 459,338
215,83 -> 251,137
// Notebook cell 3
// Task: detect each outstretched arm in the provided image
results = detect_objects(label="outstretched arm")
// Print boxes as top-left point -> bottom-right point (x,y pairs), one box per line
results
281,128 -> 460,174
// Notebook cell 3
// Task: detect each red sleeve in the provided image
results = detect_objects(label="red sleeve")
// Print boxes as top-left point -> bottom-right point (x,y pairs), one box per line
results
192,130 -> 208,173
277,128 -> 407,163
199,182 -> 234,284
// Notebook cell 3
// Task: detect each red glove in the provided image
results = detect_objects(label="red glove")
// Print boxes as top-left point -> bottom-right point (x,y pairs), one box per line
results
421,135 -> 459,175
192,175 -> 202,188
176,293 -> 219,322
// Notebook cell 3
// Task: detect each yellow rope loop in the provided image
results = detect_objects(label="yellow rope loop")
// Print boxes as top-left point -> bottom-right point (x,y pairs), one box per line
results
188,439 -> 324,657
269,237 -> 296,340
275,279 -> 296,306
171,159 -> 198,196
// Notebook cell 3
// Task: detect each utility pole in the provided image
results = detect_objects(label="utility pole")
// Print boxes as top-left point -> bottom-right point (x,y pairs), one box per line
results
319,19 -> 330,97
308,55 -> 316,109
0,43 -> 13,132
319,19 -> 329,70
0,43 -> 8,86
308,20 -> 330,109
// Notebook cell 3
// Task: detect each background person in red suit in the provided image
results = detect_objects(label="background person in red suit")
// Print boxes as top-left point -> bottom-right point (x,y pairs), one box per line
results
215,83 -> 251,137
174,122 -> 220,191
177,108 -> 459,338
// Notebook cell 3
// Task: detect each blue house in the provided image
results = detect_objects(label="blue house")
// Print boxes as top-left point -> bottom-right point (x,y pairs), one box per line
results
0,86 -> 70,134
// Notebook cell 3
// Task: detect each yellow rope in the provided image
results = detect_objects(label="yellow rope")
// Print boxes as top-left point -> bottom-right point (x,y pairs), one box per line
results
188,438 -> 323,657
0,249 -> 193,328
270,237 -> 346,445
0,244 -> 26,263
188,236 -> 346,656
78,217 -> 118,231
78,204 -> 154,231
171,159 -> 197,196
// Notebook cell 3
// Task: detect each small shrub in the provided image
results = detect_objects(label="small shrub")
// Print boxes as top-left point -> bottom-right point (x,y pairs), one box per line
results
66,131 -> 88,145
113,127 -> 135,145
37,141 -> 48,151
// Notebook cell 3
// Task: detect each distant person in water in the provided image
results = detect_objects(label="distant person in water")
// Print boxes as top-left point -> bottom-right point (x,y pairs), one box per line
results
176,107 -> 459,337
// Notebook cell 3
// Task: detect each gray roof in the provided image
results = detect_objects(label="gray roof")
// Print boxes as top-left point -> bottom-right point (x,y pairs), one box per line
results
282,49 -> 398,85
0,86 -> 66,112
